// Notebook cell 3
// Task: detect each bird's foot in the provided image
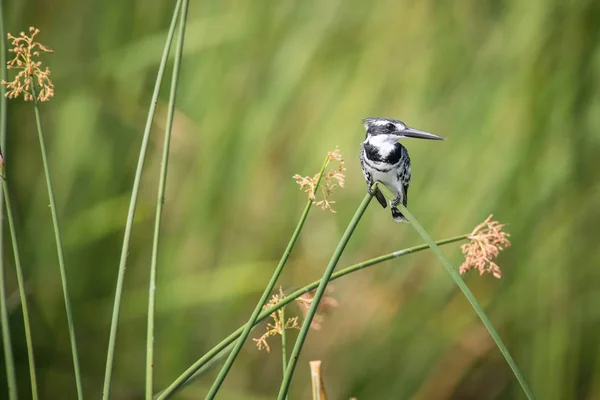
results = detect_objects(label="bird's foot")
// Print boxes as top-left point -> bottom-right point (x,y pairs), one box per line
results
367,183 -> 376,196
391,194 -> 401,208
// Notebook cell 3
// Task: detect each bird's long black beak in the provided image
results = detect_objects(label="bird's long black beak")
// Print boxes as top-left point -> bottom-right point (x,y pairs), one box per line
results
402,127 -> 445,140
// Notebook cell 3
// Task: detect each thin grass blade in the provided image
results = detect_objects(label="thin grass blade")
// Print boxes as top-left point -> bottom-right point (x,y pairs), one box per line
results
0,2 -> 17,397
277,192 -> 373,399
31,81 -> 84,399
2,181 -> 37,399
146,0 -> 190,398
393,194 -> 535,400
280,307 -> 288,400
102,0 -> 184,397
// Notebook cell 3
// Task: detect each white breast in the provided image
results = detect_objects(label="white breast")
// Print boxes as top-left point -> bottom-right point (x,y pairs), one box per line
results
361,150 -> 403,194
367,135 -> 396,158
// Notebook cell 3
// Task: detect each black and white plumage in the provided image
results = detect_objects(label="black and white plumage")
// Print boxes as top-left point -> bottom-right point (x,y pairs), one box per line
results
360,117 -> 445,222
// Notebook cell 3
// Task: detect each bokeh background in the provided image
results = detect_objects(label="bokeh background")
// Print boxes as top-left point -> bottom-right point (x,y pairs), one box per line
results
2,0 -> 600,398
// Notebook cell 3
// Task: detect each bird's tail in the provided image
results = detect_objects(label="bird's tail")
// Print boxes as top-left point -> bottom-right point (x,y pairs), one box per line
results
391,207 -> 408,223
374,188 -> 387,208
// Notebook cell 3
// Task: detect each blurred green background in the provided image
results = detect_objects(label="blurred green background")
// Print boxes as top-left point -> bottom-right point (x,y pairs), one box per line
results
2,0 -> 600,398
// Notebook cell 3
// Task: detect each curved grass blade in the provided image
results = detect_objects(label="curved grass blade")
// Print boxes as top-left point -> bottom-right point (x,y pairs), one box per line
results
395,199 -> 535,400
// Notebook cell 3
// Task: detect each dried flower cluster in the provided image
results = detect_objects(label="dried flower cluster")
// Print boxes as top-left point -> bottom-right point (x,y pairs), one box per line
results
294,147 -> 346,213
1,27 -> 54,102
253,288 -> 299,353
295,286 -> 338,331
459,214 -> 510,279
254,286 -> 339,352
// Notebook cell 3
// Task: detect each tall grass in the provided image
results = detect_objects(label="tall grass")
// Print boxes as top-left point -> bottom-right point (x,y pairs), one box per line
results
3,0 -> 600,399
0,3 -> 17,398
146,0 -> 189,398
393,201 -> 534,399
101,0 -> 184,397
31,83 -> 84,399
277,192 -> 373,398
1,180 -> 35,398
1,6 -> 39,399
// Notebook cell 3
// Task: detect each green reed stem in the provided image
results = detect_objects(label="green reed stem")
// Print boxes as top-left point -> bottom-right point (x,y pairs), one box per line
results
0,200 -> 16,400
280,307 -> 288,400
0,2 -> 17,398
155,234 -> 467,399
146,1 -> 189,399
31,84 -> 83,399
102,0 -> 183,397
205,155 -> 332,399
152,342 -> 236,400
394,200 -> 535,400
0,207 -> 16,400
2,180 -> 37,399
277,191 -> 373,399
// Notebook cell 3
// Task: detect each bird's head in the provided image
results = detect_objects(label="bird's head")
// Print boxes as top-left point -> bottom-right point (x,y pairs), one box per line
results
362,117 -> 445,143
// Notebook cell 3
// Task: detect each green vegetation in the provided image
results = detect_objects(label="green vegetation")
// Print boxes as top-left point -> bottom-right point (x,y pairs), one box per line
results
1,0 -> 599,399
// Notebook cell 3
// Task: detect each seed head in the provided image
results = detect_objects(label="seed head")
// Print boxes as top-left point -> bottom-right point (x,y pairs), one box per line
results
293,147 -> 346,213
296,286 -> 338,331
1,27 -> 55,102
253,287 -> 299,353
459,214 -> 510,279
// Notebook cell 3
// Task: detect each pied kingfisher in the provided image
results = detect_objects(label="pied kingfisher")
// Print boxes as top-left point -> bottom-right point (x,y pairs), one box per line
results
360,117 -> 445,222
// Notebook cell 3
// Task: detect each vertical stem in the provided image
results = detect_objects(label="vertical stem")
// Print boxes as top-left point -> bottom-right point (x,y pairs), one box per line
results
0,1 -> 17,398
280,308 -> 288,400
145,0 -> 189,398
395,201 -> 535,400
277,192 -> 373,399
2,180 -> 37,399
101,0 -> 183,397
0,202 -> 16,400
205,156 -> 331,399
31,84 -> 83,399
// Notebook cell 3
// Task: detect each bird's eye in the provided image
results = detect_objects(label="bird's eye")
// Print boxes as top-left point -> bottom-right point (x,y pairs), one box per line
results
386,123 -> 396,131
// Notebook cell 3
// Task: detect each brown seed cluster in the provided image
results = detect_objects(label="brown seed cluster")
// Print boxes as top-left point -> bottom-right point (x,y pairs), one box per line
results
293,147 -> 346,213
459,214 -> 510,279
253,288 -> 300,353
1,27 -> 54,102
295,286 -> 338,331
254,286 -> 339,352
